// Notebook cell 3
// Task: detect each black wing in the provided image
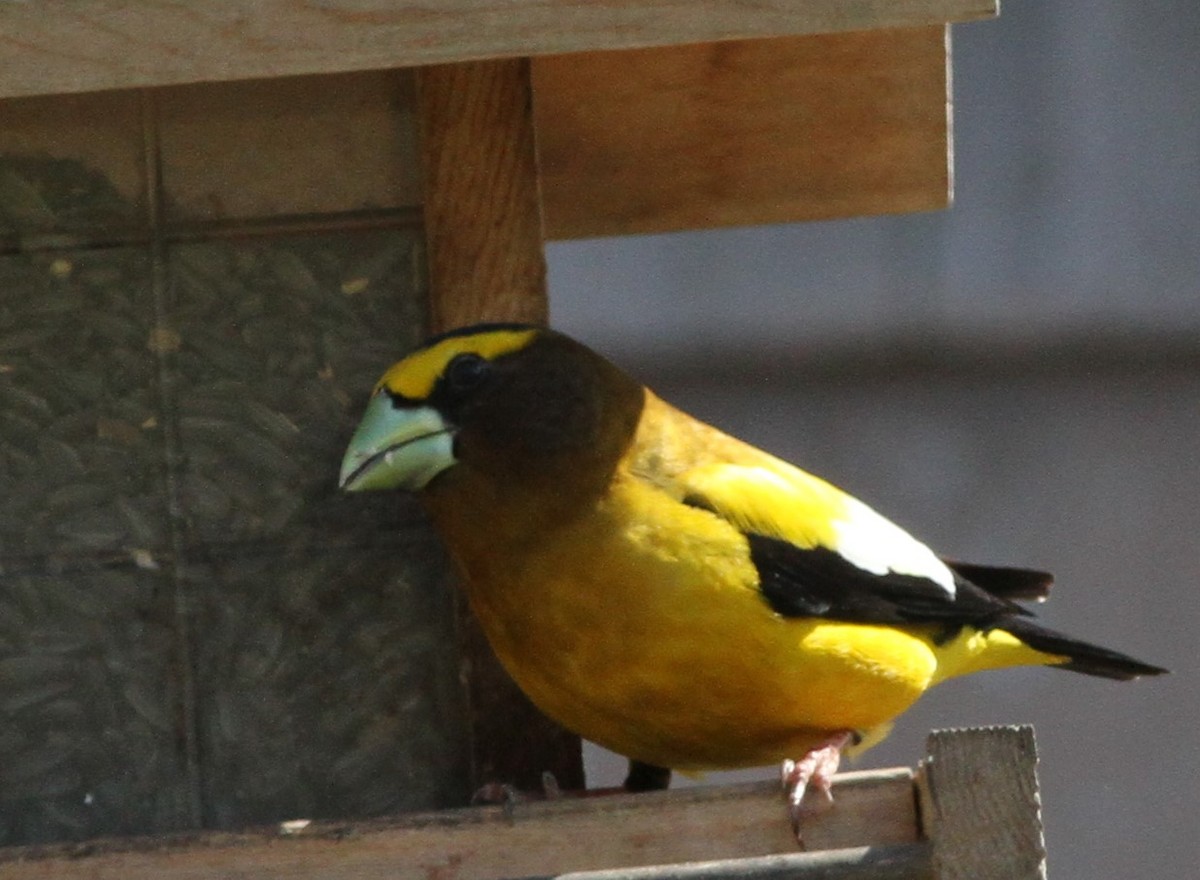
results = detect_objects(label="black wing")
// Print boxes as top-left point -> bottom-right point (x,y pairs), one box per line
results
748,533 -> 1031,628
943,560 -> 1053,603
748,534 -> 1168,679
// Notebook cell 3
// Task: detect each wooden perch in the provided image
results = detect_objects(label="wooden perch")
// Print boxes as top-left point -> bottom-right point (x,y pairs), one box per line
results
0,726 -> 1045,880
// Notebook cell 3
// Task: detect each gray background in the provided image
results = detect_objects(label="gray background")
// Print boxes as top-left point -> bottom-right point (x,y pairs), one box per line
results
547,1 -> 1198,877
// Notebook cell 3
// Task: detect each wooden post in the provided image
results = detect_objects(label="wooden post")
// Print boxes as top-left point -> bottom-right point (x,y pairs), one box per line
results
917,726 -> 1047,879
415,58 -> 584,795
417,58 -> 549,330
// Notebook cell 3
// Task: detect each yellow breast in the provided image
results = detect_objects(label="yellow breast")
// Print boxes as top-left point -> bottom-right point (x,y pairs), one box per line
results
451,475 -> 942,771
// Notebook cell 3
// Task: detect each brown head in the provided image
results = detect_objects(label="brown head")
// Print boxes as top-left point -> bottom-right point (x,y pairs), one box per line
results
339,324 -> 645,521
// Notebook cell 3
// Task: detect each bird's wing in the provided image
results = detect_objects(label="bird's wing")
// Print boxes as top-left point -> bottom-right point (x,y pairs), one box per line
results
677,462 -> 1024,626
942,561 -> 1053,603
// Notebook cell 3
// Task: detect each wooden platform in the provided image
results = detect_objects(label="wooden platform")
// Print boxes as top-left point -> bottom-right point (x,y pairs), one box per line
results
0,727 -> 1046,880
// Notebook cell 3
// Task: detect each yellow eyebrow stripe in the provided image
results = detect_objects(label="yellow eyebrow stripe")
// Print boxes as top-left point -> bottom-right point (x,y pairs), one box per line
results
377,328 -> 538,400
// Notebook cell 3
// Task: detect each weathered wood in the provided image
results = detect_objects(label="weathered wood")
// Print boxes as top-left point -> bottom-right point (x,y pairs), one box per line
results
0,1 -> 997,100
537,844 -> 932,880
3,728 -> 1054,878
0,769 -> 919,879
415,58 -> 580,794
537,26 -> 952,238
917,726 -> 1046,880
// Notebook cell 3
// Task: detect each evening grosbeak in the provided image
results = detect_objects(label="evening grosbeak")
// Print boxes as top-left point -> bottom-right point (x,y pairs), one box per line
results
339,324 -> 1165,836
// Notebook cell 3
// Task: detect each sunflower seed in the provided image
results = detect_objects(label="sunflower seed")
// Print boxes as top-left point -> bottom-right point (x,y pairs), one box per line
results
1,674 -> 74,714
0,380 -> 53,417
45,482 -> 114,512
53,508 -> 126,550
0,654 -> 73,685
0,326 -> 58,352
119,679 -> 169,732
146,326 -> 182,355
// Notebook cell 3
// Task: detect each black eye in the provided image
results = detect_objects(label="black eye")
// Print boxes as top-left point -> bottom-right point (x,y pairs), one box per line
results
444,353 -> 491,395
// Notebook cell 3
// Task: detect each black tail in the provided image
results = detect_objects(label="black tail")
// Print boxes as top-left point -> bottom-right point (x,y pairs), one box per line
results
1002,617 -> 1168,680
946,560 -> 1054,603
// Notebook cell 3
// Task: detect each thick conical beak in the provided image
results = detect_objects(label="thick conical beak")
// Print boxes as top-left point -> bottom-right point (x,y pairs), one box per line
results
339,394 -> 455,492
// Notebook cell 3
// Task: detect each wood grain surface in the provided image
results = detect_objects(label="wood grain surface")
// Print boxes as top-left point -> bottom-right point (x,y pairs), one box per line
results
537,27 -> 952,239
0,769 -> 919,879
418,59 -> 549,330
918,726 -> 1047,880
0,1 -> 995,100
416,58 -> 583,795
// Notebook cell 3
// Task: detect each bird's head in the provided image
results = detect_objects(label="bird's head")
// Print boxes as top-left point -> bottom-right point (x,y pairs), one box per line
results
339,324 -> 644,496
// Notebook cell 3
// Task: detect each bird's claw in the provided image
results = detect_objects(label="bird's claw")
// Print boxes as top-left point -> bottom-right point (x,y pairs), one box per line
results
471,782 -> 523,823
471,772 -> 564,817
780,731 -> 854,847
540,771 -> 563,800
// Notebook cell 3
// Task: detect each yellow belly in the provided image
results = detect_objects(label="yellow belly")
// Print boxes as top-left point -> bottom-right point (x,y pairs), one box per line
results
453,482 -> 942,771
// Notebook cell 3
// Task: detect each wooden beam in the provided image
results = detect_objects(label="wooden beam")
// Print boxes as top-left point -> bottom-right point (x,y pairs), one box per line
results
917,726 -> 1047,880
417,59 -> 549,330
0,769 -> 920,879
415,58 -> 580,795
537,27 -> 951,239
0,1 -> 998,100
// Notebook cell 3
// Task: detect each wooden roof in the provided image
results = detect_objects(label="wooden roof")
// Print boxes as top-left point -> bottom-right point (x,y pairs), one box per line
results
0,0 -> 993,99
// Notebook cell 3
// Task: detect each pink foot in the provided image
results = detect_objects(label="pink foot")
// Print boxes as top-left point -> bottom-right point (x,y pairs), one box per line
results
471,772 -> 564,813
780,730 -> 855,846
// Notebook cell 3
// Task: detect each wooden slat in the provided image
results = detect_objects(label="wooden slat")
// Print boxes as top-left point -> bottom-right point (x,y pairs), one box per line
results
415,58 -> 581,794
542,845 -> 932,880
0,1 -> 996,100
537,27 -> 951,239
0,769 -> 919,879
917,726 -> 1047,880
156,71 -> 422,222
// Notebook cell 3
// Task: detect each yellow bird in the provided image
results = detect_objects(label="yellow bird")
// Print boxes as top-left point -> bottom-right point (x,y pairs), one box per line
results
339,324 -> 1165,832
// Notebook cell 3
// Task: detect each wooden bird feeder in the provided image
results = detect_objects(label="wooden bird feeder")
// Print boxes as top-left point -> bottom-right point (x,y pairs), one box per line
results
0,2 -> 1047,878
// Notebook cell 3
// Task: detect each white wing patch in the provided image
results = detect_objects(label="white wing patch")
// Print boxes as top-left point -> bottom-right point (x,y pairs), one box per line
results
831,497 -> 957,598
675,459 -> 957,599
